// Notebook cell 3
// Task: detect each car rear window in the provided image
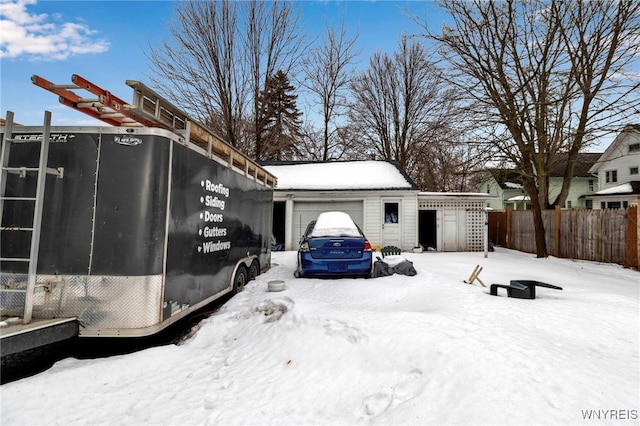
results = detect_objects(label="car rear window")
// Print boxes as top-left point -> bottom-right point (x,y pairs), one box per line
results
311,212 -> 362,238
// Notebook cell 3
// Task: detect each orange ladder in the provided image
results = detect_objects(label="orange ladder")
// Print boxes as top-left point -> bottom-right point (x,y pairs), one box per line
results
31,74 -> 276,187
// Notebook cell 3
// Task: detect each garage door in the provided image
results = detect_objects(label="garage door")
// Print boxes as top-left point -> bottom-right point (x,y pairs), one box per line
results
291,201 -> 364,246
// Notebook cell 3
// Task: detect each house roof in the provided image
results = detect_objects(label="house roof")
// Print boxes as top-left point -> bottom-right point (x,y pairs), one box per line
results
262,160 -> 417,191
549,153 -> 602,177
588,124 -> 640,174
485,169 -> 524,190
486,152 -> 602,189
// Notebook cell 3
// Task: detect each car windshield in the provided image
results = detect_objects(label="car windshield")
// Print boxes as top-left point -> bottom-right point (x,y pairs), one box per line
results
310,212 -> 362,238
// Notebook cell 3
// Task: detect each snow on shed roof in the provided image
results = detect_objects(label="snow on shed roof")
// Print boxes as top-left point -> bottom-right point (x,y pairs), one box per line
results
263,160 -> 416,191
419,191 -> 498,199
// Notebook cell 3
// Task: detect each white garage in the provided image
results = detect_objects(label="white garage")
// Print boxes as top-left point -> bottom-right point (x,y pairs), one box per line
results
265,161 -> 494,253
264,161 -> 418,251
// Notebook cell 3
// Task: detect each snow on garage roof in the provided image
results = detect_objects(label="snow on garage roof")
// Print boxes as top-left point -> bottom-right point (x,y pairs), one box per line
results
263,161 -> 416,191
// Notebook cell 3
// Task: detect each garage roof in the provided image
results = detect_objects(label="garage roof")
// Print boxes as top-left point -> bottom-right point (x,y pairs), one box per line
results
263,160 -> 417,191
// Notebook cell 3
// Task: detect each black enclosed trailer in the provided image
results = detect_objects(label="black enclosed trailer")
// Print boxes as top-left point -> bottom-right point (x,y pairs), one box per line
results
1,76 -> 275,353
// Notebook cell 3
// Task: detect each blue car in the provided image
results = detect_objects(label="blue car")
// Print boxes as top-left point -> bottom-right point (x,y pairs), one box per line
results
294,212 -> 373,278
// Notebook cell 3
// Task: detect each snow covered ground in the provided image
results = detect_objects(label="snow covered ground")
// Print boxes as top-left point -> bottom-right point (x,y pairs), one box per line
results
2,248 -> 639,425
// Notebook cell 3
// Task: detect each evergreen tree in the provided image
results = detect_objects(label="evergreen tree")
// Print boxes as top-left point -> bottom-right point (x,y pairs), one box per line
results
257,70 -> 303,161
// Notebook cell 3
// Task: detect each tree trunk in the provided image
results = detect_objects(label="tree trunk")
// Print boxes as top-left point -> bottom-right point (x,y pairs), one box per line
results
523,176 -> 548,258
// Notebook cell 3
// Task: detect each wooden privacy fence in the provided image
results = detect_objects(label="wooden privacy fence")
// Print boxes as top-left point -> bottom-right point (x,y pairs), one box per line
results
488,205 -> 639,269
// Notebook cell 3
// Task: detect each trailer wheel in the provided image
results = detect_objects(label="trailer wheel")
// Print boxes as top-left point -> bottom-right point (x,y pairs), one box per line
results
233,266 -> 248,294
248,260 -> 259,281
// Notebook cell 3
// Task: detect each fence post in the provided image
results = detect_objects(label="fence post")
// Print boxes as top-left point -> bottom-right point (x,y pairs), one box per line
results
555,205 -> 561,257
506,206 -> 512,249
625,203 -> 639,269
636,202 -> 640,270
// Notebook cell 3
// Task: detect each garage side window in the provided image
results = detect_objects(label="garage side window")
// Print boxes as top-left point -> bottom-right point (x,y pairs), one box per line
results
384,203 -> 399,223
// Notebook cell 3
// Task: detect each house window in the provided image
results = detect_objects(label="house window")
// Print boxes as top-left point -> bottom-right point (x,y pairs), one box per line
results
630,166 -> 639,175
607,201 -> 622,209
384,203 -> 399,224
629,143 -> 640,153
623,201 -> 629,208
588,180 -> 595,192
585,200 -> 593,209
567,200 -> 572,209
601,202 -> 606,209
605,170 -> 618,183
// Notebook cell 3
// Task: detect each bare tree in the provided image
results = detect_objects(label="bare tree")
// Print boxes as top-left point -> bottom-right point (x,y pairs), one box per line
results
146,1 -> 245,147
349,37 -> 467,184
300,18 -> 360,160
296,122 -> 365,161
422,0 -> 640,257
414,129 -> 491,192
145,0 -> 304,156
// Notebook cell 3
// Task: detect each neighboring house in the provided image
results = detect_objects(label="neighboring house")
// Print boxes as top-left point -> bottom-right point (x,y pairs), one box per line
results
478,153 -> 601,210
586,124 -> 640,209
479,169 -> 530,211
264,160 -> 495,252
548,153 -> 601,209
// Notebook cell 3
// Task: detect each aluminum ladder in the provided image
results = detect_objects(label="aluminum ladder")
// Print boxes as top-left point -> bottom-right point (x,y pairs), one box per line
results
30,74 -> 276,187
0,110 -> 62,324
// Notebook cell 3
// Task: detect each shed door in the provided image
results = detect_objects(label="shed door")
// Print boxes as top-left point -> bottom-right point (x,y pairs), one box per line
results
291,201 -> 363,246
381,199 -> 402,248
443,209 -> 467,251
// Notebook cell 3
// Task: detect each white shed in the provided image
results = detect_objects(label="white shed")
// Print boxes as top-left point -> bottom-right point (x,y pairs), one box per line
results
418,192 -> 495,252
264,161 -> 419,251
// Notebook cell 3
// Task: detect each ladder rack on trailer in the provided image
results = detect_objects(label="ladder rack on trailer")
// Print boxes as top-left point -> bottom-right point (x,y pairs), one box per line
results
31,74 -> 276,187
